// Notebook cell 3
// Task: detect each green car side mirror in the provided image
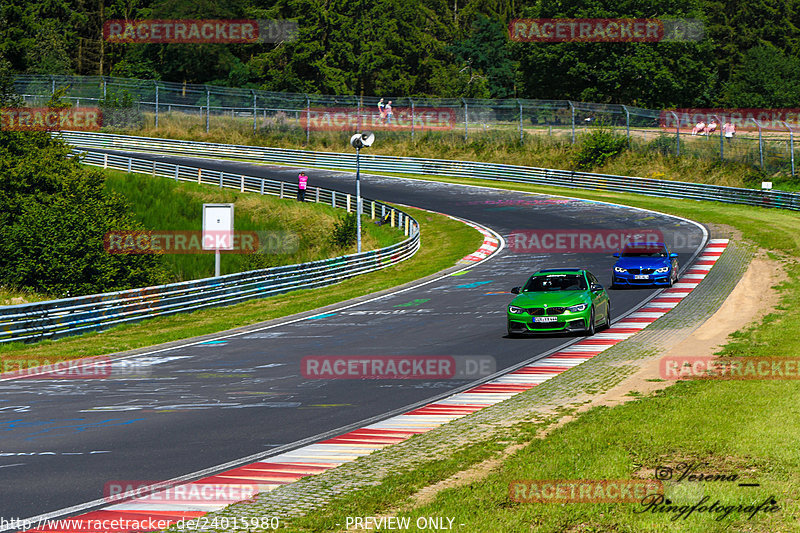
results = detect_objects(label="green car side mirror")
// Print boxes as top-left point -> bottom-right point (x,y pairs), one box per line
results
511,287 -> 521,294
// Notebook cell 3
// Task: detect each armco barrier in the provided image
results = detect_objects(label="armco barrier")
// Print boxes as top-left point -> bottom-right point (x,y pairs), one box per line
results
0,150 -> 419,344
57,131 -> 800,212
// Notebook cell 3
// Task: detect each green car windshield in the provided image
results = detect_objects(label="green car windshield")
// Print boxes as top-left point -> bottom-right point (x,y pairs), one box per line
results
523,274 -> 587,292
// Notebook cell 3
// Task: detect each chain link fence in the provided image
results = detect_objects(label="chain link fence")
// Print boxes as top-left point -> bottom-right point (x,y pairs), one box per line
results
12,74 -> 799,177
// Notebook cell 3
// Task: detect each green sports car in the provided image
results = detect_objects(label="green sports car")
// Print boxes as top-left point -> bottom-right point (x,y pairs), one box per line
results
507,268 -> 611,337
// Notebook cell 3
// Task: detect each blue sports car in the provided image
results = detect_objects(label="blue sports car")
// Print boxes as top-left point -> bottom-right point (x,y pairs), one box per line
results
611,242 -> 679,288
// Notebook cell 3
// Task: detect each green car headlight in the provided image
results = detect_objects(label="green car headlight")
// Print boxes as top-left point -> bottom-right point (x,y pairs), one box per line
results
508,306 -> 525,314
614,267 -> 627,273
655,266 -> 670,273
567,303 -> 587,312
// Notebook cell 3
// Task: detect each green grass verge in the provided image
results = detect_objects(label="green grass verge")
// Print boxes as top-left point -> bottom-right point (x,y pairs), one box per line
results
0,205 -> 482,363
103,169 -> 403,281
271,171 -> 800,532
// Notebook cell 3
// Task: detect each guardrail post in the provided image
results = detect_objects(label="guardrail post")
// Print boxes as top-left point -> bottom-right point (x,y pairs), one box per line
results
622,105 -> 630,147
280,182 -> 284,198
174,165 -> 179,181
127,157 -> 132,173
102,77 -> 107,100
154,81 -> 159,128
783,121 -> 795,177
371,201 -> 375,219
103,153 -> 108,169
391,209 -> 395,227
51,75 -> 55,95
405,216 -> 409,236
410,98 -> 415,140
152,160 -> 156,176
669,111 -> 680,156
752,118 -> 764,171
260,179 -> 265,194
205,87 -> 210,133
569,101 -> 575,144
219,171 -> 223,188
347,194 -> 351,213
332,190 -> 336,207
305,95 -> 311,144
714,114 -> 724,162
198,168 -> 202,184
518,99 -> 524,144
252,90 -> 257,133
357,95 -> 362,131
240,175 -> 245,192
462,98 -> 468,141
315,187 -> 320,203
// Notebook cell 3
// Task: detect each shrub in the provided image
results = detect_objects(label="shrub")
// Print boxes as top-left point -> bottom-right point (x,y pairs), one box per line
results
0,131 -> 166,296
573,127 -> 628,170
647,134 -> 677,157
99,89 -> 144,129
330,213 -> 357,248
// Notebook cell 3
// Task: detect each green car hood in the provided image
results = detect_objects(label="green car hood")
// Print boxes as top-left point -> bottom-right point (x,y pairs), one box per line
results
510,291 -> 589,308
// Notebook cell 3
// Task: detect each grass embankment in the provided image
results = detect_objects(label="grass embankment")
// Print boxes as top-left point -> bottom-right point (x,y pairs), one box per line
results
116,112 -> 799,190
0,206 -> 482,364
0,288 -> 51,306
277,175 -> 800,532
103,169 -> 402,281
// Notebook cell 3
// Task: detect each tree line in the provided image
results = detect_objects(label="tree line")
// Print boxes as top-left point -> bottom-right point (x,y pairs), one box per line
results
0,70 -> 165,296
2,0 -> 800,109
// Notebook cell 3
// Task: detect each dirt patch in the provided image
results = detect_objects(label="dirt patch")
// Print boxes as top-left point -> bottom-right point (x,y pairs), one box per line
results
388,250 -> 784,514
406,442 -> 527,509
564,252 -> 784,414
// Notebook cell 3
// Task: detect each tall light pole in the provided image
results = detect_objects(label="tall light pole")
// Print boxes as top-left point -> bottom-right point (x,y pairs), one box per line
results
350,131 -> 375,253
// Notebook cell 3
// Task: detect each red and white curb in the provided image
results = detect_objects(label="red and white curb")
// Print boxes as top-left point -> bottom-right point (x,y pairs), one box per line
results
25,240 -> 727,531
458,221 -> 500,263
390,204 -> 501,265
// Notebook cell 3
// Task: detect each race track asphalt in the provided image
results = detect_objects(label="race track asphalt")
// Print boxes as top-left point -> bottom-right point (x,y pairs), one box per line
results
0,152 -> 706,520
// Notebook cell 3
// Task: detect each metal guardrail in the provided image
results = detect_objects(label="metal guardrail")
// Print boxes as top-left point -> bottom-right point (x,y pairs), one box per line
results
0,150 -> 419,344
59,131 -> 800,212
16,74 -> 799,175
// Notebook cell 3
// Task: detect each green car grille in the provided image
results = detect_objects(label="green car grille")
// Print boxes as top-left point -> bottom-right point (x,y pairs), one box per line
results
525,307 -> 567,316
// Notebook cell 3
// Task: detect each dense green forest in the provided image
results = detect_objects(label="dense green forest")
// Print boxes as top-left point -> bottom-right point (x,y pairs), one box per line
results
1,0 -> 800,108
